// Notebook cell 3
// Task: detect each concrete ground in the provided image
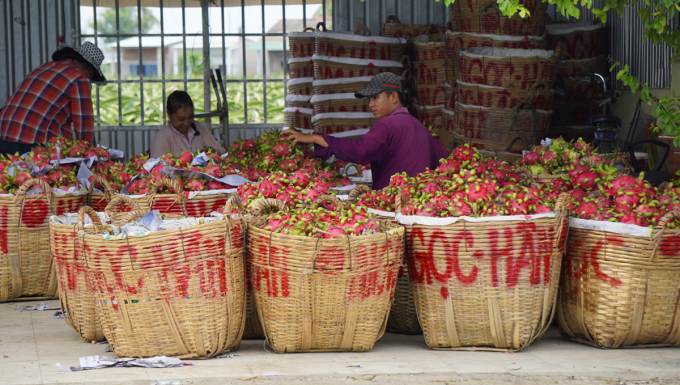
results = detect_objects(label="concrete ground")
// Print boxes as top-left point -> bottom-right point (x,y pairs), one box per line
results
1,300 -> 680,385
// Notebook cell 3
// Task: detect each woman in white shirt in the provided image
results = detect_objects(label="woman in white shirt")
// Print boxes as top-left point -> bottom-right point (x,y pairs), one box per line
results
149,90 -> 226,159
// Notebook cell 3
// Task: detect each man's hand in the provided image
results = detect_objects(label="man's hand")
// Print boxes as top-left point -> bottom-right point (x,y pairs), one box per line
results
281,129 -> 329,148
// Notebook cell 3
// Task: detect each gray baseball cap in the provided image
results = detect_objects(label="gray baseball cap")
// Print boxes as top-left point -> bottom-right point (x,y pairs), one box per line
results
354,72 -> 403,99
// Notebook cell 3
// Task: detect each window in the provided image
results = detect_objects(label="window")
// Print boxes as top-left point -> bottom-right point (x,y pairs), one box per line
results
75,0 -> 331,134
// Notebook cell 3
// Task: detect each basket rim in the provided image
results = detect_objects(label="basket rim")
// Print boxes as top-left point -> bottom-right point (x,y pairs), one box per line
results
312,54 -> 404,68
315,30 -> 406,44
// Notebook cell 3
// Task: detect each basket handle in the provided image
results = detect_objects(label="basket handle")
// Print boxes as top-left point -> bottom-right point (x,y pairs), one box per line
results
312,195 -> 344,211
148,177 -> 187,216
249,198 -> 286,216
342,163 -> 363,178
385,15 -> 401,24
649,211 -> 680,261
76,206 -> 104,233
86,175 -> 113,205
394,193 -> 408,213
354,26 -> 372,36
510,98 -> 538,136
347,184 -> 371,203
104,195 -> 141,218
401,69 -> 413,81
446,21 -> 453,31
316,22 -> 327,31
503,135 -> 528,153
120,210 -> 151,225
223,194 -> 245,215
480,1 -> 501,34
400,55 -> 411,69
302,27 -> 315,32
12,178 -> 53,206
529,80 -> 550,93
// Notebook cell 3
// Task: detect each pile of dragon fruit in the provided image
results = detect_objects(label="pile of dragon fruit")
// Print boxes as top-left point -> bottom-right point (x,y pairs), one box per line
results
520,137 -> 628,176
0,138 -> 118,194
236,170 -> 350,209
261,204 -> 386,238
95,131 -> 354,194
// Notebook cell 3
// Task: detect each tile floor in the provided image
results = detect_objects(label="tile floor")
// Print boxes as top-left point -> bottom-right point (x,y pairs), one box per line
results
2,300 -> 680,384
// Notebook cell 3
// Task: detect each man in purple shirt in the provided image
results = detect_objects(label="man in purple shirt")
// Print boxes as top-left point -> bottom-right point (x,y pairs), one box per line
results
281,72 -> 448,190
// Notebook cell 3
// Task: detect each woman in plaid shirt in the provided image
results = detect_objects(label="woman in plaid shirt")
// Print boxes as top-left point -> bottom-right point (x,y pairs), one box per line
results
0,42 -> 106,155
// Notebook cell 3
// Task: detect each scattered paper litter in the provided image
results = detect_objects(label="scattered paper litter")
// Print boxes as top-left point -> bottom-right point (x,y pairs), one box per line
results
348,365 -> 364,368
215,353 -> 240,359
263,373 -> 281,376
56,355 -> 192,372
15,302 -> 59,311
53,311 -> 64,319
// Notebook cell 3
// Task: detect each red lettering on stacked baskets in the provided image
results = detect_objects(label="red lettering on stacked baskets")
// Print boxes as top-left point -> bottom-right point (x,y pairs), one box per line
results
185,200 -> 207,217
106,245 -> 144,294
22,199 -> 49,228
56,199 -> 80,215
0,206 -> 7,254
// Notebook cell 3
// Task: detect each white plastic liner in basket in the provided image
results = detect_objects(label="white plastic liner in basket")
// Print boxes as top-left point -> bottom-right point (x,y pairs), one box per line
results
311,111 -> 376,123
287,77 -> 314,86
396,212 -> 556,226
462,47 -> 555,59
558,56 -> 606,64
310,93 -> 359,103
312,54 -> 404,68
413,35 -> 446,45
545,22 -> 606,35
286,94 -> 312,103
313,75 -> 401,86
315,30 -> 406,44
445,30 -> 543,41
442,108 -> 455,117
50,212 -> 111,226
287,56 -> 313,64
456,101 -> 553,115
569,217 -> 653,238
368,208 -> 396,218
419,104 -> 445,110
279,126 -> 370,138
283,106 -> 314,115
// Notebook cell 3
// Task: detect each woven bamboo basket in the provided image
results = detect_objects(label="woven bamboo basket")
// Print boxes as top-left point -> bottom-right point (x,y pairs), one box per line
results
315,27 -> 405,62
287,77 -> 314,95
451,0 -> 548,36
86,175 -> 114,213
284,107 -> 314,130
556,56 -> 607,79
312,112 -> 376,135
285,94 -> 313,109
312,76 -> 375,95
82,201 -> 247,358
247,198 -> 404,353
50,206 -> 107,342
310,93 -> 369,114
288,22 -> 325,58
123,178 -> 186,216
454,101 -> 551,150
415,83 -> 448,106
419,105 -> 445,130
397,193 -> 569,350
546,22 -> 606,60
0,179 -> 60,302
288,57 -> 315,79
558,212 -> 680,348
313,55 -> 403,80
104,195 -> 141,226
457,80 -> 554,110
413,59 -> 447,84
477,149 -> 523,163
381,15 -> 444,40
445,83 -> 456,110
451,131 -> 530,154
459,47 -> 558,90
413,37 -> 447,62
436,129 -> 456,153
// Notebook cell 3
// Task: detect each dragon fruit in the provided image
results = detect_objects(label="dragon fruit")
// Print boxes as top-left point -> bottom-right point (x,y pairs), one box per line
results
272,142 -> 292,158
520,151 -> 541,166
185,178 -> 206,191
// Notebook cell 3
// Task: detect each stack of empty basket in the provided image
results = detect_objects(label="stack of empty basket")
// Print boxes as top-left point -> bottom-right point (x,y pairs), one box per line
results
411,34 -> 448,138
311,27 -> 405,135
285,24 -> 321,130
546,21 -> 607,142
445,0 -> 556,156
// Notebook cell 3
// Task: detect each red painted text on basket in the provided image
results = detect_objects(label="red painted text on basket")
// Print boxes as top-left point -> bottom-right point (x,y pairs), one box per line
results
317,41 -> 396,61
565,236 -> 624,289
56,198 -> 81,216
0,205 -> 7,254
408,224 -> 555,295
659,234 -> 680,256
22,199 -> 49,228
321,65 -> 390,80
461,59 -> 554,89
347,267 -> 397,301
